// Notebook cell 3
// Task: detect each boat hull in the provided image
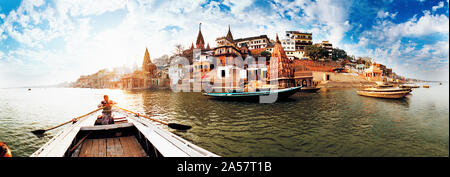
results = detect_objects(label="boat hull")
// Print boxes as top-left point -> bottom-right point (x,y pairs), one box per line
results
203,86 -> 301,102
357,90 -> 409,99
363,88 -> 412,92
299,87 -> 320,93
399,85 -> 420,88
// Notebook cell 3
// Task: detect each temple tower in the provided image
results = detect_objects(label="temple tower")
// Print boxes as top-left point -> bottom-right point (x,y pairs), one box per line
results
142,48 -> 157,77
196,23 -> 205,49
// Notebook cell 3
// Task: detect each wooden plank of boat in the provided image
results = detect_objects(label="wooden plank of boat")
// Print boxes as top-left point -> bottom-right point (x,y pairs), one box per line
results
80,122 -> 133,131
128,116 -> 218,157
357,90 -> 409,99
32,110 -> 219,157
31,115 -> 97,157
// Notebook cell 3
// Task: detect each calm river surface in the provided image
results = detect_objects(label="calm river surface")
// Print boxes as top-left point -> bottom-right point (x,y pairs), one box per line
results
0,83 -> 448,157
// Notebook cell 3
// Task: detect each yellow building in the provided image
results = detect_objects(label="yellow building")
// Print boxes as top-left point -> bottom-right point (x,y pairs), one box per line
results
364,63 -> 383,82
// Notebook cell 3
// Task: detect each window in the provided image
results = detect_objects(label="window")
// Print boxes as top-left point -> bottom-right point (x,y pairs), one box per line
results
221,70 -> 226,78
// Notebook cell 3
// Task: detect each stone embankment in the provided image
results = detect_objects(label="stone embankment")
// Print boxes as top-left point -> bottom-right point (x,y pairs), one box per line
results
312,71 -> 376,88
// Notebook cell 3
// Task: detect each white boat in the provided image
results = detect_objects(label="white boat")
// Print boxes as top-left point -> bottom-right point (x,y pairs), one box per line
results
363,87 -> 412,92
357,90 -> 410,99
31,108 -> 219,157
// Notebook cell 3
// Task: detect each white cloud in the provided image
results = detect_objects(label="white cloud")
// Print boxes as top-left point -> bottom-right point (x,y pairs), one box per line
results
1,0 -> 298,87
377,10 -> 397,19
290,0 -> 353,45
55,0 -> 127,17
1,0 -> 448,87
432,1 -> 444,11
360,10 -> 449,47
366,39 -> 449,81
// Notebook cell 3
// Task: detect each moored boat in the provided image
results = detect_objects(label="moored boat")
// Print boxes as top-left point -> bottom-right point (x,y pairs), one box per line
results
31,108 -> 219,157
422,85 -> 430,88
357,90 -> 410,99
375,82 -> 394,88
298,87 -> 321,93
399,85 -> 420,88
363,87 -> 412,93
203,86 -> 301,102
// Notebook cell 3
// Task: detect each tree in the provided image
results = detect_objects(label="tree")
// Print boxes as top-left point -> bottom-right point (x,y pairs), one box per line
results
260,51 -> 272,64
260,51 -> 271,58
304,45 -> 328,61
153,54 -> 169,68
331,48 -> 347,61
173,44 -> 184,56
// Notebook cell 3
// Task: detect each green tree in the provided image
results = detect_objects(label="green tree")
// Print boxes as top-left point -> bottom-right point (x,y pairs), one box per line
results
304,45 -> 328,61
260,51 -> 271,58
260,51 -> 272,64
331,48 -> 347,61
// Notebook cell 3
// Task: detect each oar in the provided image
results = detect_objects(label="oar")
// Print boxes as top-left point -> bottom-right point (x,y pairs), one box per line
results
113,105 -> 192,131
31,107 -> 104,135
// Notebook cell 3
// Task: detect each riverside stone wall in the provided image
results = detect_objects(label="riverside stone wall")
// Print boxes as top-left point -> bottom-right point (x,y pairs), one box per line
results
312,71 -> 376,88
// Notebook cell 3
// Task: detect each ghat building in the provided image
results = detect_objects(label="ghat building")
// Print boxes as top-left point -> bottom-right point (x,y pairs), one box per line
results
267,34 -> 295,88
120,48 -> 170,90
211,27 -> 294,91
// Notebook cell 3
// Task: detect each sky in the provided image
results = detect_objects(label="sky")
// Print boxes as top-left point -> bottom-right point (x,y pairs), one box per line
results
0,0 -> 448,87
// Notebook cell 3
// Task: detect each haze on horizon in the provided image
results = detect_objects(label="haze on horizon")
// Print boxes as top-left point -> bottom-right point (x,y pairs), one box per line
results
0,0 -> 449,88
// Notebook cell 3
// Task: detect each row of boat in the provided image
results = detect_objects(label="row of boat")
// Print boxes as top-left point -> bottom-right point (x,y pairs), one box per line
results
356,83 -> 430,99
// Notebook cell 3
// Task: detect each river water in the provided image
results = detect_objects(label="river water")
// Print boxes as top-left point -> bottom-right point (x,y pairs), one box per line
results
0,83 -> 448,157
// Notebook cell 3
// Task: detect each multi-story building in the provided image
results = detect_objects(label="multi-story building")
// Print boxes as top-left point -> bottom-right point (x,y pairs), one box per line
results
285,31 -> 313,50
268,31 -> 313,60
234,35 -> 270,50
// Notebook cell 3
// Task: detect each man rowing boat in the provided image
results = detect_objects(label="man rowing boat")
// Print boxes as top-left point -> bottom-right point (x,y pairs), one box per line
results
97,95 -> 116,125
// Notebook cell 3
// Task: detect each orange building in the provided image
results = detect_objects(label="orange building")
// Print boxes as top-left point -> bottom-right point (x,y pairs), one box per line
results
267,34 -> 295,88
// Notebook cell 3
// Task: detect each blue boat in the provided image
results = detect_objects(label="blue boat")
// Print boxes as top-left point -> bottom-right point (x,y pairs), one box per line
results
202,86 -> 302,102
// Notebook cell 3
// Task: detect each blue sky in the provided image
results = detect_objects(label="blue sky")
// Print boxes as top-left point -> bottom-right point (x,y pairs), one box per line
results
0,0 -> 448,87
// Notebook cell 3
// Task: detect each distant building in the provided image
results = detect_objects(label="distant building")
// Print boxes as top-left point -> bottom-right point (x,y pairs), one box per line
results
285,31 -> 313,51
234,35 -> 270,50
269,31 -> 313,60
120,48 -> 169,90
364,63 -> 383,82
215,25 -> 235,47
280,38 -> 297,60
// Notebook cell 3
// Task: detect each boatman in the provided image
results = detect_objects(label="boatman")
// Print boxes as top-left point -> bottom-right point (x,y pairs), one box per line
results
0,142 -> 12,157
97,95 -> 116,125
